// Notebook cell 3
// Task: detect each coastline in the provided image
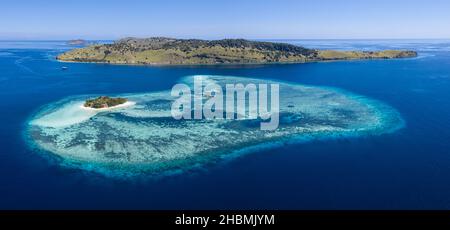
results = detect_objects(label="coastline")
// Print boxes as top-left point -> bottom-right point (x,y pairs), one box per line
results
55,37 -> 417,67
56,54 -> 417,67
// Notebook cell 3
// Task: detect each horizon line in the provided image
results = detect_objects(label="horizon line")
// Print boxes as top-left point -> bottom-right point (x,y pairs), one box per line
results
0,37 -> 449,41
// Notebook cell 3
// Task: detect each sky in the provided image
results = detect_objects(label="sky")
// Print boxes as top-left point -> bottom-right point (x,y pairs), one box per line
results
1,0 -> 449,40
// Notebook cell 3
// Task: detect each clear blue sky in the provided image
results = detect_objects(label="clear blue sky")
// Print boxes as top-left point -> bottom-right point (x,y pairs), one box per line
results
1,0 -> 449,40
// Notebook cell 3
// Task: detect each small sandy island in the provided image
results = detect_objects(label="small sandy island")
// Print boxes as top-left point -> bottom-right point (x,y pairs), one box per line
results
81,96 -> 135,111
30,96 -> 136,128
81,101 -> 136,111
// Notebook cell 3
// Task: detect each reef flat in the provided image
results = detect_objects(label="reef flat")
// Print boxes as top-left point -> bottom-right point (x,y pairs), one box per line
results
27,76 -> 404,177
56,37 -> 417,65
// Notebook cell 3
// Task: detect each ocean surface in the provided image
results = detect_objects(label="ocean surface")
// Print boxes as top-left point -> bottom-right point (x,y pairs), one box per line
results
1,39 -> 450,209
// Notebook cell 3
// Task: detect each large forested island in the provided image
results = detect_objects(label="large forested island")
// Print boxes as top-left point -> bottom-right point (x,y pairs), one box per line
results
57,37 -> 417,65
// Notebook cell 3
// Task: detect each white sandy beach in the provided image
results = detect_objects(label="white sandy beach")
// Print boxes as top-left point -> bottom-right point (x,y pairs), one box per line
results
31,101 -> 136,128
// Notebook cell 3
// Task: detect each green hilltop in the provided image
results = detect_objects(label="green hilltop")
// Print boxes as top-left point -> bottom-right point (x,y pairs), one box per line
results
57,37 -> 417,65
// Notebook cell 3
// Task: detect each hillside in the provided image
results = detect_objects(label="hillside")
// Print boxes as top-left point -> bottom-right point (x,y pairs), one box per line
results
57,37 -> 417,65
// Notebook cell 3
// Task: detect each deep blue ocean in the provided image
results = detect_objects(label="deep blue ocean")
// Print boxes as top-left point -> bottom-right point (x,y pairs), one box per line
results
1,40 -> 450,209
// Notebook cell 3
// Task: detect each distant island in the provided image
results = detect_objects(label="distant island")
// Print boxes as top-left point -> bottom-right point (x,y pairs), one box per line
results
57,37 -> 417,65
84,96 -> 127,109
67,39 -> 88,46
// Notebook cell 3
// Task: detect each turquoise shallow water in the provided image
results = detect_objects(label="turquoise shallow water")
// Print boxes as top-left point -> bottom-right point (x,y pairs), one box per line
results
26,75 -> 404,177
1,40 -> 450,209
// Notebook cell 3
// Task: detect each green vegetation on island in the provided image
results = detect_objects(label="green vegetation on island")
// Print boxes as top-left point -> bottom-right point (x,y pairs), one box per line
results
57,37 -> 417,65
84,96 -> 127,109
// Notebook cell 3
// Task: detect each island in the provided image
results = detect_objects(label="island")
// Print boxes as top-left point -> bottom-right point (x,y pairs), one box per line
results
67,39 -> 88,46
84,96 -> 127,109
56,37 -> 417,65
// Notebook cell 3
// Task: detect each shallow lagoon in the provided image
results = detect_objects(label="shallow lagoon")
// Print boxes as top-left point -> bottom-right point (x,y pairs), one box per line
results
27,75 -> 403,177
